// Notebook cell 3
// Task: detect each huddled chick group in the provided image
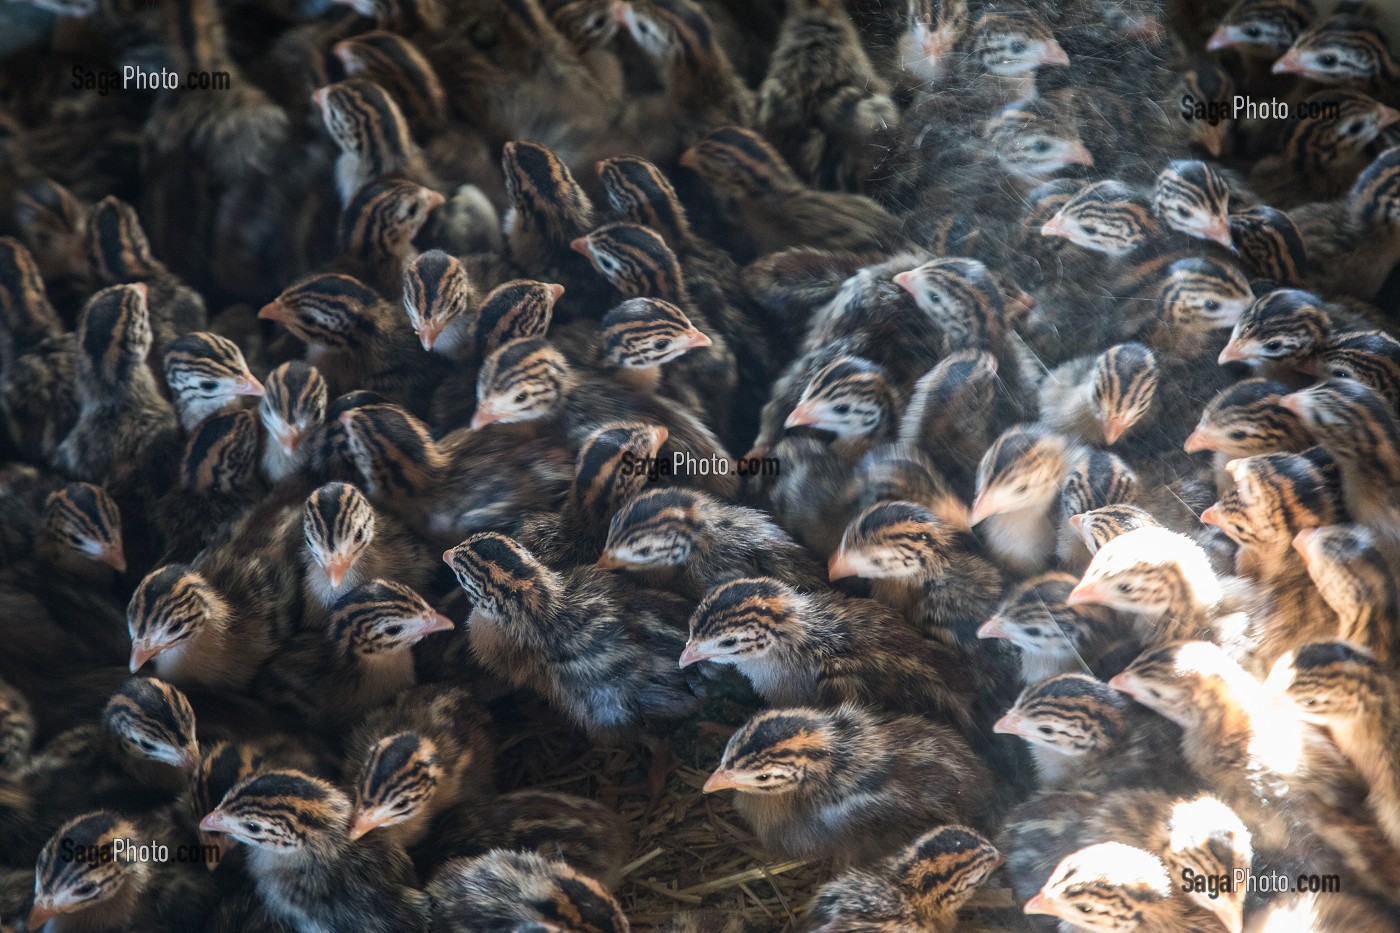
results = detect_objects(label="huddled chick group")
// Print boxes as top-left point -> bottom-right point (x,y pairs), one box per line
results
1,0 -> 1399,929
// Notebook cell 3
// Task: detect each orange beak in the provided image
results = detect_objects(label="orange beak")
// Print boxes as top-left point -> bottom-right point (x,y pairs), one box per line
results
702,769 -> 745,794
424,189 -> 445,211
1200,503 -> 1223,527
977,617 -> 1009,640
348,807 -> 394,842
1067,512 -> 1086,535
1022,891 -> 1059,917
612,0 -> 630,26
470,403 -> 504,430
1182,426 -> 1213,454
98,544 -> 128,573
1107,671 -> 1138,696
595,550 -> 626,571
678,148 -> 698,170
784,402 -> 820,429
258,299 -> 287,323
1200,217 -> 1233,249
1100,415 -> 1131,445
1278,393 -> 1303,418
546,283 -> 566,304
1039,39 -> 1069,66
28,900 -> 59,929
967,492 -> 1001,527
1271,48 -> 1306,76
569,236 -> 592,257
676,328 -> 712,351
325,554 -> 355,589
678,643 -> 712,667
232,374 -> 265,397
1065,580 -> 1103,606
827,549 -> 859,581
1217,341 -> 1249,365
311,86 -> 329,110
1063,142 -> 1095,167
417,319 -> 444,352
129,639 -> 162,673
892,269 -> 920,298
1378,105 -> 1400,131
1292,526 -> 1319,559
1198,121 -> 1227,158
200,809 -> 236,835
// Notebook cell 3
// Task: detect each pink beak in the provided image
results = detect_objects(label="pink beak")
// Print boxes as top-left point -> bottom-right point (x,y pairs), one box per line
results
1182,426 -> 1213,454
1039,39 -> 1069,66
99,544 -> 128,573
569,236 -> 592,257
977,617 -> 1009,640
1272,48 -> 1307,75
1100,415 -> 1131,445
546,283 -> 566,304
784,402 -> 820,429
258,300 -> 286,323
1217,341 -> 1249,365
232,374 -> 265,397
827,549 -> 859,581
702,769 -> 744,794
1040,216 -> 1071,239
1378,105 -> 1400,131
1023,892 -> 1057,916
311,86 -> 329,109
1107,671 -> 1137,696
993,712 -> 1027,735
470,404 -> 504,430
1065,581 -> 1101,606
1278,393 -> 1304,417
129,639 -> 161,673
1292,527 -> 1319,559
595,551 -> 626,571
1199,504 -> 1223,527
28,901 -> 59,930
200,810 -> 234,834
678,643 -> 711,667
419,612 -> 455,636
892,269 -> 920,297
676,328 -> 712,351
418,320 -> 444,352
678,148 -> 698,170
1063,142 -> 1095,167
1201,217 -> 1233,249
1067,512 -> 1086,534
1205,26 -> 1233,51
325,555 -> 354,589
967,493 -> 999,527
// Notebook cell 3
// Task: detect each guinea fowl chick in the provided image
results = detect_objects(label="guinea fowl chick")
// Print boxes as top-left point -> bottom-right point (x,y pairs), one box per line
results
1287,146 -> 1400,302
28,810 -> 214,932
1037,343 -> 1161,449
40,480 -> 127,578
798,825 -> 1002,933
681,576 -> 978,732
200,770 -> 429,932
1292,523 -> 1398,663
703,704 -> 993,865
1024,841 -> 1193,933
596,487 -> 826,599
1272,4 -> 1399,95
968,425 -> 1078,577
595,296 -> 718,415
1308,329 -> 1400,409
259,579 -> 452,727
312,78 -> 432,205
331,177 -> 444,299
300,481 -> 431,624
1228,205 -> 1310,289
1152,160 -> 1236,249
101,676 -> 201,793
898,349 -> 1000,501
162,332 -> 264,433
1281,378 -> 1400,545
444,532 -> 700,744
1068,525 -> 1235,647
127,564 -> 280,692
54,284 -> 178,489
1184,378 -> 1315,493
1248,89 -> 1400,207
427,850 -> 627,933
1109,640 -> 1347,853
1069,504 -> 1163,558
1268,640 -> 1400,851
978,573 -> 1137,685
1217,289 -> 1333,383
993,674 -> 1188,794
401,249 -> 477,357
258,361 -> 328,486
680,125 -> 902,256
260,273 -> 447,416
1056,449 -> 1142,572
345,684 -> 493,849
782,355 -> 900,459
829,500 -> 1004,646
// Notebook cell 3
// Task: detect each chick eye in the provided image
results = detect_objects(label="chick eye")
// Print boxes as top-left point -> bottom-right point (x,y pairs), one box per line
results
717,638 -> 737,648
1038,725 -> 1054,734
754,773 -> 771,782
1078,904 -> 1093,914
74,882 -> 98,897
1263,339 -> 1284,352
1009,41 -> 1026,54
1343,122 -> 1362,136
1015,483 -> 1029,493
513,392 -> 528,404
383,624 -> 403,636
1318,54 -> 1338,68
200,380 -> 218,392
1243,25 -> 1260,38
1176,206 -> 1190,218
1024,627 -> 1043,637
1080,224 -> 1099,237
136,738 -> 155,751
1031,140 -> 1052,154
243,821 -> 262,833
1117,582 -> 1136,593
1229,429 -> 1247,441
652,339 -> 671,351
832,403 -> 851,415
1204,300 -> 1221,312
394,800 -> 410,811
